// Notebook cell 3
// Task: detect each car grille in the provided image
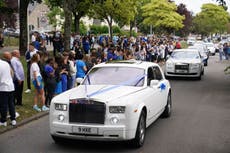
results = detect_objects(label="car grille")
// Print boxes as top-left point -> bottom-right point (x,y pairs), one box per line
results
175,64 -> 189,70
69,99 -> 106,124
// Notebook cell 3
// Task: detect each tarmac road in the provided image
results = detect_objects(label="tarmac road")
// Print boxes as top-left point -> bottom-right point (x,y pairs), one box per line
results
0,55 -> 229,153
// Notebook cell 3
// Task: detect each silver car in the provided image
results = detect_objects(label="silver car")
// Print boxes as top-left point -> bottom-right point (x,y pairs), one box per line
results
165,49 -> 204,80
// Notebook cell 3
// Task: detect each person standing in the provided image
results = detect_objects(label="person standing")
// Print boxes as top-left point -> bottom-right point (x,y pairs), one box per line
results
0,59 -> 16,126
30,54 -> 49,112
76,54 -> 87,85
11,50 -> 25,106
25,43 -> 38,93
44,58 -> 56,107
68,51 -> 77,89
219,43 -> 224,61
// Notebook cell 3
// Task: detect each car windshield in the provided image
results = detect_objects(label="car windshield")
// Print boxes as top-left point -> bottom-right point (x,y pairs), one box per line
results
171,51 -> 199,59
82,66 -> 145,86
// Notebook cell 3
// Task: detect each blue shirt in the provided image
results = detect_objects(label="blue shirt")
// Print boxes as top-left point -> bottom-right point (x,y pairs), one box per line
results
11,57 -> 25,81
76,60 -> 86,78
44,65 -> 54,77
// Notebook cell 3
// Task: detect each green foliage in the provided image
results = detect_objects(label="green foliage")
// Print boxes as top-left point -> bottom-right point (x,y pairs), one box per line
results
193,3 -> 230,36
91,0 -> 136,38
120,30 -> 137,37
46,6 -> 64,29
142,0 -> 184,33
79,21 -> 87,35
90,25 -> 109,34
112,26 -> 121,34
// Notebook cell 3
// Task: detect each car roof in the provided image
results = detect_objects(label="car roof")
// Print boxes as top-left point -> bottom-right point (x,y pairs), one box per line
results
94,60 -> 159,69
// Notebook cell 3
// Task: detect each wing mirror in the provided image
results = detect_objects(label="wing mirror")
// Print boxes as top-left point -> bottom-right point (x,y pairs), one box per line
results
150,80 -> 159,87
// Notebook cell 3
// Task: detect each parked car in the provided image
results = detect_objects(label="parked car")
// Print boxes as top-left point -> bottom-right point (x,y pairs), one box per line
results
3,28 -> 19,37
165,49 -> 204,80
205,42 -> 216,56
188,45 -> 208,66
50,60 -> 172,148
187,36 -> 196,45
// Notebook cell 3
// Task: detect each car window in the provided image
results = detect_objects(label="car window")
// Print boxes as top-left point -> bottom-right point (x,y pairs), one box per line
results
153,67 -> 163,81
147,67 -> 155,86
83,67 -> 145,86
171,51 -> 199,59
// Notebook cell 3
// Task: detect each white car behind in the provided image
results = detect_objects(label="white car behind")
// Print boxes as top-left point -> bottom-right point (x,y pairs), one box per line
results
165,49 -> 204,80
205,42 -> 216,56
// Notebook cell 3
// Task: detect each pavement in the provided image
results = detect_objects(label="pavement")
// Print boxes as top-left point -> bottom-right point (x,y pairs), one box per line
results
0,111 -> 49,134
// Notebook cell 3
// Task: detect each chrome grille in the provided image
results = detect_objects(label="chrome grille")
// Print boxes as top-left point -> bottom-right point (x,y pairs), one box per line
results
69,99 -> 106,124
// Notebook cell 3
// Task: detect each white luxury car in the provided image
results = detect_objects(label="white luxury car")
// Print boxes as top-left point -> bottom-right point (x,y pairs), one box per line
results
50,60 -> 172,148
165,49 -> 204,80
205,42 -> 216,56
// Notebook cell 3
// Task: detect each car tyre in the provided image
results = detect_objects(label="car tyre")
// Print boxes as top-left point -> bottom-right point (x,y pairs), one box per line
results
131,110 -> 146,148
162,91 -> 172,118
51,135 -> 65,144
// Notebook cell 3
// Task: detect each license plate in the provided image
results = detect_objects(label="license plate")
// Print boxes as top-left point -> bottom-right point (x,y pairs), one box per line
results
72,126 -> 98,134
176,69 -> 188,73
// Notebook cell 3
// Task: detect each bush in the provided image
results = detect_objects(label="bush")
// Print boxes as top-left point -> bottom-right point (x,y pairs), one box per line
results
90,25 -> 108,35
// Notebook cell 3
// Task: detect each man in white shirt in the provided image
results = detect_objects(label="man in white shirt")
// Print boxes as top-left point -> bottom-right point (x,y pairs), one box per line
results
0,59 -> 16,126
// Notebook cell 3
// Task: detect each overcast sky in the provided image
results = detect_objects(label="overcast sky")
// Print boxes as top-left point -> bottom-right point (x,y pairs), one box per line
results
174,0 -> 230,14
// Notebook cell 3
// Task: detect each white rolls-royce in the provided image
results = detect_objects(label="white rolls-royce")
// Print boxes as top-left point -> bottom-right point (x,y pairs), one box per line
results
165,49 -> 204,80
50,60 -> 172,148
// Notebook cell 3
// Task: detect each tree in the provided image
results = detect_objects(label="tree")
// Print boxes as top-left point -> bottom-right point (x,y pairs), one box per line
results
193,3 -> 230,37
215,0 -> 228,10
142,0 -> 184,34
176,3 -> 193,36
19,0 -> 42,55
46,6 -> 64,30
0,0 -> 18,28
92,0 -> 136,38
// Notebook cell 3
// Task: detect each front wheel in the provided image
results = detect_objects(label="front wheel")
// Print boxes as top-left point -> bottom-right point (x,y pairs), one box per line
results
162,92 -> 172,118
51,135 -> 65,144
131,110 -> 146,148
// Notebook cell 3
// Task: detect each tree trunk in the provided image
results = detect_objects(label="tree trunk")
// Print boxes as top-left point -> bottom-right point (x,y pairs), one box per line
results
19,0 -> 29,55
73,12 -> 80,34
63,1 -> 72,51
130,20 -> 135,37
107,19 -> 113,39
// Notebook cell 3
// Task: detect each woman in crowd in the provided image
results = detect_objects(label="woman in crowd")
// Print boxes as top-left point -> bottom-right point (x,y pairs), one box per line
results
44,58 -> 56,106
68,51 -> 77,89
76,54 -> 87,85
30,53 -> 49,111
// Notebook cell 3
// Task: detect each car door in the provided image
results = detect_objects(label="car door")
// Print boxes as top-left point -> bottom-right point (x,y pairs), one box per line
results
152,66 -> 168,112
144,66 -> 162,121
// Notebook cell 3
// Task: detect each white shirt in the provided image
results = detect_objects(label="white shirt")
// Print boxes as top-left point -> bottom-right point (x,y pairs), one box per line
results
0,60 -> 14,92
30,62 -> 42,81
69,60 -> 77,76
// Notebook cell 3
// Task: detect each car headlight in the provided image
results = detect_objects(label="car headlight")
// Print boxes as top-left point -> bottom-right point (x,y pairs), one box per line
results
166,62 -> 174,68
191,63 -> 200,69
109,106 -> 126,113
55,103 -> 67,111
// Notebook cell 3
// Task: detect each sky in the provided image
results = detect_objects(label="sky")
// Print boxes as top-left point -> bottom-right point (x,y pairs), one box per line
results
174,0 -> 230,14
